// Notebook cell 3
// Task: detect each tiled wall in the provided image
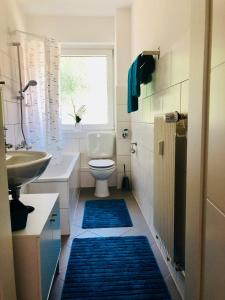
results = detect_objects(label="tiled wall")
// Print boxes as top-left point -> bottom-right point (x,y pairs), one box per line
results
131,55 -> 189,224
203,0 -> 225,297
0,0 -> 26,148
131,44 -> 189,298
115,8 -> 131,189
130,0 -> 190,296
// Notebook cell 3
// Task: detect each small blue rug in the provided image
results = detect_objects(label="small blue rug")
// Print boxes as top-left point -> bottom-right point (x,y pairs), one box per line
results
61,236 -> 171,300
82,199 -> 133,228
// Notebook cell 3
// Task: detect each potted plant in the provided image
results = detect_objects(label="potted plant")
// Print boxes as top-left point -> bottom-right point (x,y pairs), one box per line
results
68,102 -> 86,126
60,58 -> 88,127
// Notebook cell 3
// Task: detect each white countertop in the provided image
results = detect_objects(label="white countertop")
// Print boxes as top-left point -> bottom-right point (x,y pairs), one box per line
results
12,193 -> 59,237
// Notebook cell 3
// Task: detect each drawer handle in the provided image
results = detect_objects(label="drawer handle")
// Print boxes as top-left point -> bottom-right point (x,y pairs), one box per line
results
52,213 -> 57,217
50,219 -> 55,222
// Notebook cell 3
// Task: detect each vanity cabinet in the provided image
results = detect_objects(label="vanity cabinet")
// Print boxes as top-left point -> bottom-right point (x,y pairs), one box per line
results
12,194 -> 61,300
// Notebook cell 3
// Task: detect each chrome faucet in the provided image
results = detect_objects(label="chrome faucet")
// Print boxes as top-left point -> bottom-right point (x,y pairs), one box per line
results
5,142 -> 13,150
15,140 -> 32,150
3,127 -> 13,152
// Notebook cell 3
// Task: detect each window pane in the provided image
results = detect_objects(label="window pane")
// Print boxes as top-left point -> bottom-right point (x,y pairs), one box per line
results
60,56 -> 108,125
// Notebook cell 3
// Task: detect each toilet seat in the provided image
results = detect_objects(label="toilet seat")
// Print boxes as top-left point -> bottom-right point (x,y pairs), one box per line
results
88,159 -> 115,169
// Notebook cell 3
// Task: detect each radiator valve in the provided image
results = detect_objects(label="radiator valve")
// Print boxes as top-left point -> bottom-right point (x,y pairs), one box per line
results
164,111 -> 187,123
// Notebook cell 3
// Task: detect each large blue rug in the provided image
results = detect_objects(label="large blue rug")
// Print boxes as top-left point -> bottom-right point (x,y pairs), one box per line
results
61,236 -> 171,300
82,199 -> 133,228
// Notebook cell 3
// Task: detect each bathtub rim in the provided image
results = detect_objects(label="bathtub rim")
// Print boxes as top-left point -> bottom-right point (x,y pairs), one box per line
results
35,152 -> 80,183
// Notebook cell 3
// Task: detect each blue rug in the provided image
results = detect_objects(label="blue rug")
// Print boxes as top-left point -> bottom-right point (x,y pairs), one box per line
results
82,199 -> 133,228
61,236 -> 171,300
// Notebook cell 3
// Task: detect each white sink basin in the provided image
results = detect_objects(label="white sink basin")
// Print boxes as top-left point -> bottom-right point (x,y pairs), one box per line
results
6,151 -> 52,189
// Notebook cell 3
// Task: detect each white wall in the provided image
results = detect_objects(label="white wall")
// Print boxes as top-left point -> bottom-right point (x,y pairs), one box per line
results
0,0 -> 26,298
26,15 -> 114,44
131,0 -> 190,56
130,0 -> 190,297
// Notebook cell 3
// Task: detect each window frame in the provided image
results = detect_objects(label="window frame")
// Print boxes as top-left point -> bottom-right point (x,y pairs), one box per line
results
60,47 -> 114,132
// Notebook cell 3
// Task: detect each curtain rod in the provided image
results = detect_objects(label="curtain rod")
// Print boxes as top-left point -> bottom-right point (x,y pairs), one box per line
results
9,29 -> 46,41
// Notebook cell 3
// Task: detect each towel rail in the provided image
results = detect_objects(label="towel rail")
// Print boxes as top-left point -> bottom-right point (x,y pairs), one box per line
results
142,50 -> 160,59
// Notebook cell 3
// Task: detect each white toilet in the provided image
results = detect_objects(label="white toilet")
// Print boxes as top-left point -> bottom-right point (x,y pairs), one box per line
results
87,132 -> 116,197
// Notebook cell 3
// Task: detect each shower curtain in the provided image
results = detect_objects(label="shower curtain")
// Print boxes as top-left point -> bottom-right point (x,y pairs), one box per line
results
20,35 -> 62,164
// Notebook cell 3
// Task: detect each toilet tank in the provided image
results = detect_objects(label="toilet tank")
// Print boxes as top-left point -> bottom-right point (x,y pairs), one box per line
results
87,132 -> 115,158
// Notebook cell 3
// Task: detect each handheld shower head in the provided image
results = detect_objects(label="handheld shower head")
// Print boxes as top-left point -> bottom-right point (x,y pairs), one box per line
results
22,80 -> 37,93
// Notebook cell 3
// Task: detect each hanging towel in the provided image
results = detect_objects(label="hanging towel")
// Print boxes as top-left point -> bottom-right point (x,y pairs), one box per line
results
140,55 -> 155,84
127,54 -> 142,113
127,54 -> 155,113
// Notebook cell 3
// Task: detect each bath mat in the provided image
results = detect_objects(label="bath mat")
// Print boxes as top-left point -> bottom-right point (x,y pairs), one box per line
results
82,199 -> 133,228
61,236 -> 171,300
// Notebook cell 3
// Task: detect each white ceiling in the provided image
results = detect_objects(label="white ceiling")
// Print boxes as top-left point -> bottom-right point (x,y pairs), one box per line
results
17,0 -> 133,16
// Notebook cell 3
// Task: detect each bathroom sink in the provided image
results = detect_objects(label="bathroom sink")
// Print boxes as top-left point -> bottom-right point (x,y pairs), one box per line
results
6,151 -> 52,189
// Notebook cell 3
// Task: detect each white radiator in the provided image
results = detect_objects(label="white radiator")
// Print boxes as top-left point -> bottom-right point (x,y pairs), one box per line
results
154,116 -> 176,260
154,115 -> 187,268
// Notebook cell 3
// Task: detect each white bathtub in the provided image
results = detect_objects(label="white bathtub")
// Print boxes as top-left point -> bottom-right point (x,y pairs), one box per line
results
27,153 -> 80,235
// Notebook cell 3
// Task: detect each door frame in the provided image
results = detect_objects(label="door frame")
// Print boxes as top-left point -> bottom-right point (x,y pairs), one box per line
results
185,0 -> 211,299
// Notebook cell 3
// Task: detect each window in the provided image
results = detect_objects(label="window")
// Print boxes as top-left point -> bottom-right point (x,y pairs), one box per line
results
60,48 -> 114,130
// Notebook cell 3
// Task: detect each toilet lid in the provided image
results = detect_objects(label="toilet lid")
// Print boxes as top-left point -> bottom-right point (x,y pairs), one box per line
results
88,159 -> 115,168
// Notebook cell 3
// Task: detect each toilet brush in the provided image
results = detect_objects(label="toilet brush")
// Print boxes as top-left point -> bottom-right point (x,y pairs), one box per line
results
121,164 -> 130,191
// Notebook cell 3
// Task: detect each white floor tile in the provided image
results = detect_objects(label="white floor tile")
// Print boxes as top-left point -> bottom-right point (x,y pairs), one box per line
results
88,227 -> 131,237
50,187 -> 180,300
75,230 -> 101,238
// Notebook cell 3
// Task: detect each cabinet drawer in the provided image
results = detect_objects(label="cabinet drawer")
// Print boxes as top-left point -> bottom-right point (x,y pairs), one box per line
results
50,200 -> 61,275
40,200 -> 61,300
40,219 -> 52,300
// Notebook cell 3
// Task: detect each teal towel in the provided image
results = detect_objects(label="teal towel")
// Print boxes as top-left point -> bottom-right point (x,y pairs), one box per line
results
140,55 -> 155,84
128,54 -> 142,113
127,54 -> 155,113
